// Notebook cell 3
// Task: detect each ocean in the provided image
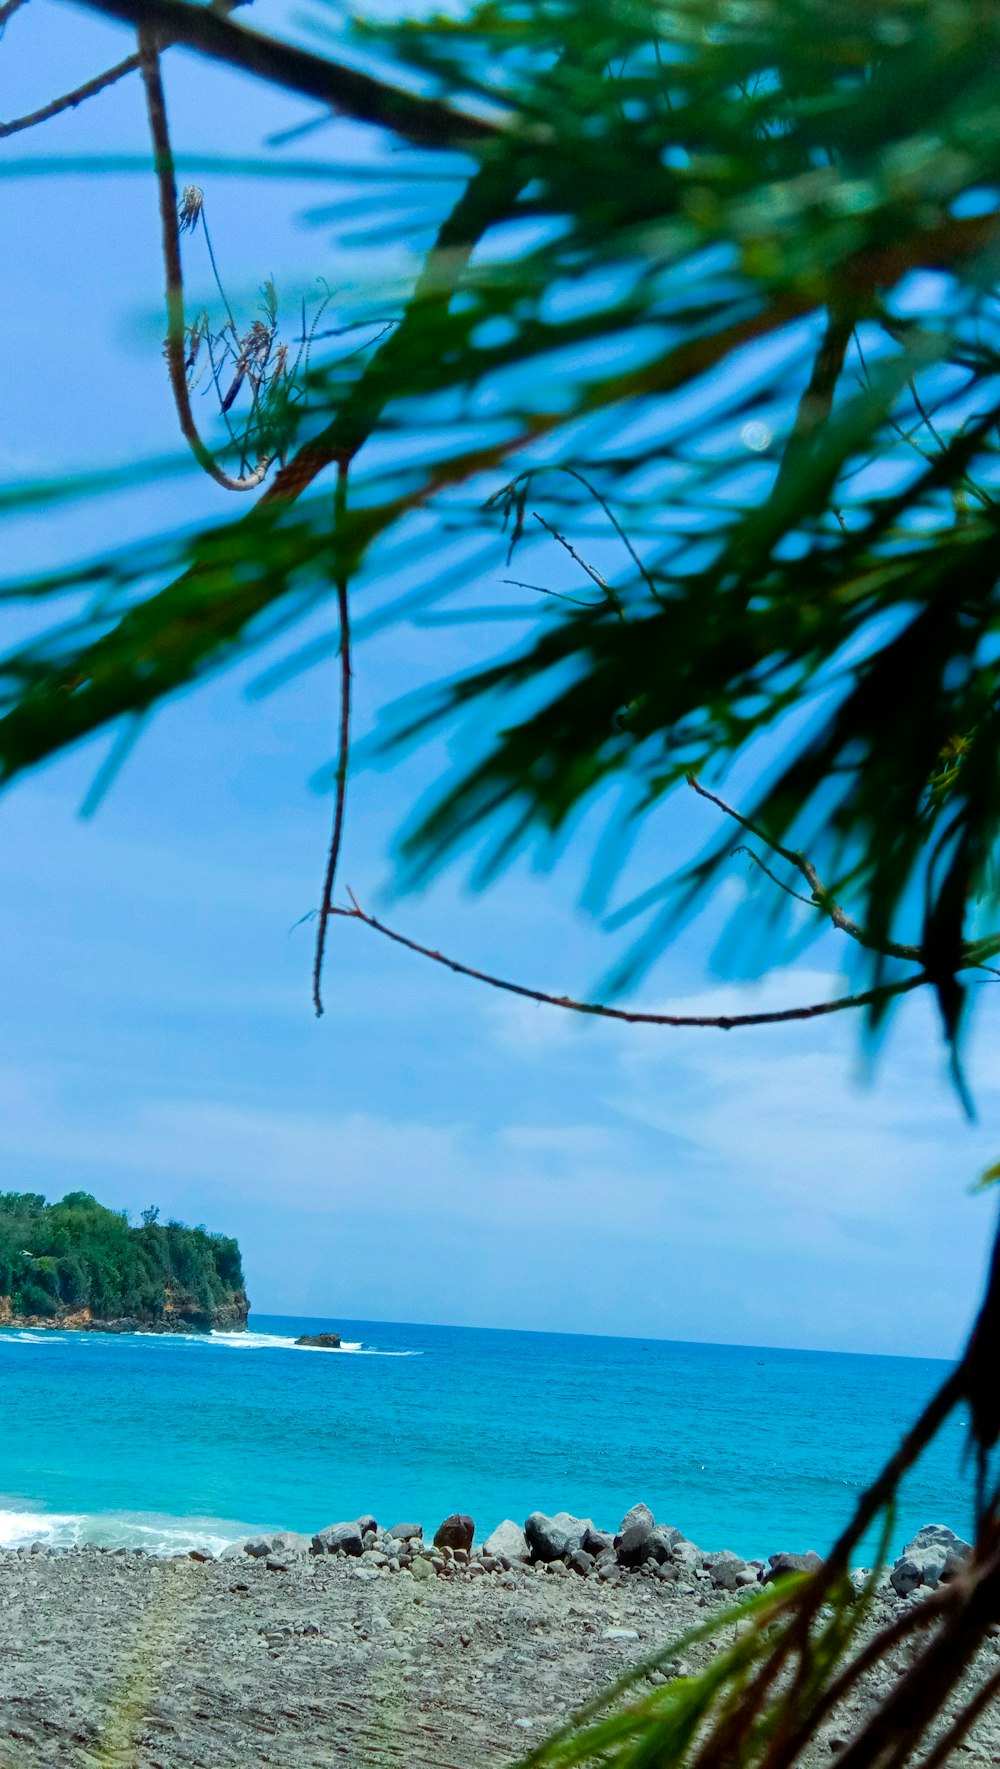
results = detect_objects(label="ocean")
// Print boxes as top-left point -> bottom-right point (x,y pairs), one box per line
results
0,1315 -> 972,1564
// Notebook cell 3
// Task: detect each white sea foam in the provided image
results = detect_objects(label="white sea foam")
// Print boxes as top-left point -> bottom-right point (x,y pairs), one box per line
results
0,1325 -> 421,1356
208,1331 -> 420,1357
0,1331 -> 70,1346
0,1504 -> 253,1556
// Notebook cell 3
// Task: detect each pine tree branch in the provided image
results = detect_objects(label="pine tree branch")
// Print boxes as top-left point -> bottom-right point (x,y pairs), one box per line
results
327,892 -> 930,1028
69,0 -> 504,148
0,52 -> 139,137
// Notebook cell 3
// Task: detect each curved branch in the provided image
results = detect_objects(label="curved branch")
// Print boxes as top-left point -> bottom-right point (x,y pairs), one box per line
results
0,53 -> 139,138
688,775 -> 925,964
327,893 -> 930,1028
137,30 -> 272,493
312,462 -> 352,1016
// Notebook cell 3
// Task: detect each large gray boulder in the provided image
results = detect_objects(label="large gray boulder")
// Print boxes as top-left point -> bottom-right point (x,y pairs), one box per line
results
617,1504 -> 654,1539
670,1537 -> 703,1571
524,1511 -> 593,1563
617,1519 -> 680,1568
890,1525 -> 970,1597
242,1536 -> 275,1560
703,1550 -> 754,1591
483,1520 -> 530,1563
311,1521 -> 364,1557
242,1531 -> 311,1560
582,1526 -> 614,1557
270,1531 -> 312,1558
388,1522 -> 423,1541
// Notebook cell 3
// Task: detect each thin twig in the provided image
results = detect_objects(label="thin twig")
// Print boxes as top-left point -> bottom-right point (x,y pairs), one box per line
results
688,776 -> 924,964
137,29 -> 272,492
503,578 -> 603,609
312,461 -> 352,1016
0,54 -> 140,137
490,465 -> 665,606
733,846 -> 817,910
532,512 -> 625,617
327,895 -> 930,1028
199,211 -> 239,341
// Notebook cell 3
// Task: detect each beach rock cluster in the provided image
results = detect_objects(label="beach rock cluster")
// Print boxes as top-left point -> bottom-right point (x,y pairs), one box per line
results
225,1507 -> 973,1601
226,1503 -> 817,1590
888,1524 -> 971,1597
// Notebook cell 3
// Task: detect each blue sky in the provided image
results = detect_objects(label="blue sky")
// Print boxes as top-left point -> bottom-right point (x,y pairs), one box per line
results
2,0 -> 999,1358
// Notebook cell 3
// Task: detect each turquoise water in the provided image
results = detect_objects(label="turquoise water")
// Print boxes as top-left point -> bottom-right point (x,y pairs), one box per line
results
0,1315 -> 972,1563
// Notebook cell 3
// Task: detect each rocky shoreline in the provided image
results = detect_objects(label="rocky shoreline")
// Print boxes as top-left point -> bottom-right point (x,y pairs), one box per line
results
1,1505 -> 996,1769
0,1298 -> 249,1334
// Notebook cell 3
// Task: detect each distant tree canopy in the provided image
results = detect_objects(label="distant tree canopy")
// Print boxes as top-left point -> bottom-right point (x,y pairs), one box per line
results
0,1191 -> 244,1321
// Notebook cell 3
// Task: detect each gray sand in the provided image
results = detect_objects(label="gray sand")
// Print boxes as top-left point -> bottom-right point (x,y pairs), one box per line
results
1,1548 -> 998,1768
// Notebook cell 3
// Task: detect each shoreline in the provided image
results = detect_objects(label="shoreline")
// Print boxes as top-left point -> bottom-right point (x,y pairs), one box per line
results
0,1497 -> 971,1573
0,1508 -> 995,1769
0,1500 -> 970,1597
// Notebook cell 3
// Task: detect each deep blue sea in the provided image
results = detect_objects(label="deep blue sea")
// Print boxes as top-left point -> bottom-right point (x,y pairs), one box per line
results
0,1315 -> 973,1564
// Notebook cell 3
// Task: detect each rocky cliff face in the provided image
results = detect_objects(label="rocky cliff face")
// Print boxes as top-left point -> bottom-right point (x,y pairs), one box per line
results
0,1290 -> 249,1334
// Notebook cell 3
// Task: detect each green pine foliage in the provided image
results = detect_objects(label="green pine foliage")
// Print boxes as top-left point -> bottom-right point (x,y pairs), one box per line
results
0,1191 -> 244,1322
8,0 -> 1000,1052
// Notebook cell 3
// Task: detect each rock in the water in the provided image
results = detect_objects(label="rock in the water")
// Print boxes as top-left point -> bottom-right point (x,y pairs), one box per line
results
311,1522 -> 364,1557
763,1551 -> 823,1583
433,1514 -> 474,1552
524,1512 -> 593,1563
295,1332 -> 341,1349
388,1522 -> 423,1541
890,1525 -> 971,1597
483,1520 -> 530,1563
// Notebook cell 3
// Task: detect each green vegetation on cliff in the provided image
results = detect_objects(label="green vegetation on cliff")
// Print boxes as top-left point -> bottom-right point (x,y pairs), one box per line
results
0,1192 -> 245,1326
